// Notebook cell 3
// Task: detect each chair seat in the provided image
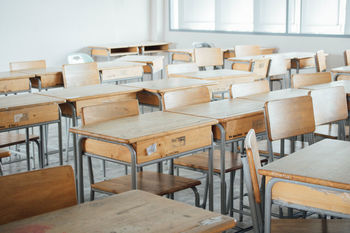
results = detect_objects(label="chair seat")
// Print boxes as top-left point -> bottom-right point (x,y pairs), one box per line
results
0,149 -> 10,159
271,219 -> 350,233
315,123 -> 349,139
258,139 -> 309,156
91,171 -> 201,196
0,132 -> 39,148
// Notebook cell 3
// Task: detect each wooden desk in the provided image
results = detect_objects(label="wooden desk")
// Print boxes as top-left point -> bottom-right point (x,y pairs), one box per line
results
90,41 -> 170,59
168,47 -> 277,63
97,61 -> 144,84
331,66 -> 350,80
18,67 -> 63,90
259,139 -> 350,232
116,55 -> 164,80
170,69 -> 260,96
38,84 -> 142,174
0,71 -> 32,94
122,78 -> 215,110
70,111 -> 218,209
237,88 -> 309,103
0,190 -> 236,233
0,93 -> 65,169
168,98 -> 265,214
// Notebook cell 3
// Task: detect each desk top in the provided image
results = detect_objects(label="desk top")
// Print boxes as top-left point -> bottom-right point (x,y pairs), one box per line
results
259,139 -> 350,191
171,69 -> 257,80
331,66 -> 350,74
122,78 -> 215,93
97,61 -> 145,71
238,88 -> 309,102
228,52 -> 315,62
17,67 -> 62,76
116,55 -> 164,64
89,41 -> 170,49
0,190 -> 235,233
168,99 -> 264,123
168,47 -> 276,54
302,80 -> 350,95
70,111 -> 218,143
0,71 -> 32,81
37,84 -> 141,102
0,93 -> 65,111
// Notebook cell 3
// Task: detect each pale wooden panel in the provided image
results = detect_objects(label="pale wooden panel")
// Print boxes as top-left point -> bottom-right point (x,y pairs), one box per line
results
0,78 -> 30,93
100,66 -> 143,81
9,60 -> 46,71
291,72 -> 332,88
234,45 -> 261,57
309,86 -> 348,125
163,86 -> 210,110
271,219 -> 350,233
167,63 -> 198,76
239,88 -> 309,102
230,80 -> 270,98
345,50 -> 350,66
315,50 -> 327,72
193,48 -> 223,67
81,99 -> 139,125
62,62 -> 100,88
231,62 -> 253,71
291,57 -> 315,69
265,96 -> 315,141
252,58 -> 271,78
338,75 -> 350,81
0,166 -> 76,225
0,190 -> 236,233
172,53 -> 192,62
117,55 -> 164,73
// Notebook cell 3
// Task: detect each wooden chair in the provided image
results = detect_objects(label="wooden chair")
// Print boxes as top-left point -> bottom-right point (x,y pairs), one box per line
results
193,48 -> 223,70
166,63 -> 198,78
0,165 -> 77,225
252,59 -> 271,79
315,50 -> 327,72
260,96 -> 315,161
81,100 -> 201,206
344,50 -> 350,66
9,60 -> 46,71
62,62 -> 100,88
234,45 -> 261,57
230,80 -> 270,99
243,129 -> 350,233
268,55 -> 288,90
291,72 -> 332,88
309,87 -> 348,140
163,86 -> 210,110
0,149 -> 10,176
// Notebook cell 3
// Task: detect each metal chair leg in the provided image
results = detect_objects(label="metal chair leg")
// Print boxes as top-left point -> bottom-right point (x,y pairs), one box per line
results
191,187 -> 200,207
65,118 -> 71,162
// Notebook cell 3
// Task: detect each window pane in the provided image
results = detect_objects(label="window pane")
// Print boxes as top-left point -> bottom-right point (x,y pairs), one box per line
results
254,0 -> 286,33
178,0 -> 215,30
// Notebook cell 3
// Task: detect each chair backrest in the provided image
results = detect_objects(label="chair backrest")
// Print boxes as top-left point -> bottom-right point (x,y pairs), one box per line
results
9,60 -> 46,71
163,86 -> 210,110
192,42 -> 215,48
252,59 -> 271,78
338,75 -> 350,81
62,62 -> 100,88
309,86 -> 348,126
269,54 -> 287,76
315,50 -> 327,72
0,166 -> 76,225
193,48 -> 223,67
291,72 -> 331,88
166,63 -> 199,77
234,45 -> 261,57
67,53 -> 94,64
230,80 -> 270,98
265,96 -> 315,141
344,50 -> 350,66
81,99 -> 140,126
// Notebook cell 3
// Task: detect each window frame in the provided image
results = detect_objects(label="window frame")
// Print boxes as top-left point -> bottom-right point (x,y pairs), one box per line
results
168,0 -> 350,38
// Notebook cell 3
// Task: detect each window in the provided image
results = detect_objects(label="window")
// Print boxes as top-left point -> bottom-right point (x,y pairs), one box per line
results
170,0 -> 350,36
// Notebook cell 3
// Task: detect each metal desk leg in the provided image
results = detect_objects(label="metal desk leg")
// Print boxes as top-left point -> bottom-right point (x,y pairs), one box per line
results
296,61 -> 300,74
39,125 -> 45,169
217,123 -> 226,214
25,128 -> 30,170
208,139 -> 214,211
58,109 -> 63,165
67,103 -> 78,175
77,136 -> 85,203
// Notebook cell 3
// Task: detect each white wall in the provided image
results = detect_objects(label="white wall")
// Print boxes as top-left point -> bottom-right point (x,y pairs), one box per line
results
0,0 -> 150,70
161,1 -> 349,69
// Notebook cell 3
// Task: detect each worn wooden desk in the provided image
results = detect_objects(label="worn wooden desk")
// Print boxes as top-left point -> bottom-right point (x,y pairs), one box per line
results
116,55 -> 164,80
97,61 -> 144,84
0,94 -> 65,169
70,111 -> 218,209
0,190 -> 236,233
168,47 -> 277,63
37,84 -> 141,174
259,139 -> 350,232
170,69 -> 260,97
122,78 -> 215,110
0,71 -> 32,94
237,88 -> 309,103
331,66 -> 350,80
168,98 -> 265,214
18,67 -> 63,90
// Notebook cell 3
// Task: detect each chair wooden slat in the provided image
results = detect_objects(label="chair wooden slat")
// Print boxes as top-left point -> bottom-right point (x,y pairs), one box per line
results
62,62 -> 100,88
291,72 -> 331,88
163,86 -> 210,110
230,80 -> 270,98
9,60 -> 46,71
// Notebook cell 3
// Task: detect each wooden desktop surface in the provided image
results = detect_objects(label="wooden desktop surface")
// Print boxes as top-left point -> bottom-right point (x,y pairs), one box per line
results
302,80 -> 350,94
238,88 -> 309,102
0,71 -> 32,81
171,69 -> 257,80
0,190 -> 236,233
17,67 -> 62,76
116,55 -> 164,64
70,111 -> 218,144
331,66 -> 350,74
97,61 -> 145,70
